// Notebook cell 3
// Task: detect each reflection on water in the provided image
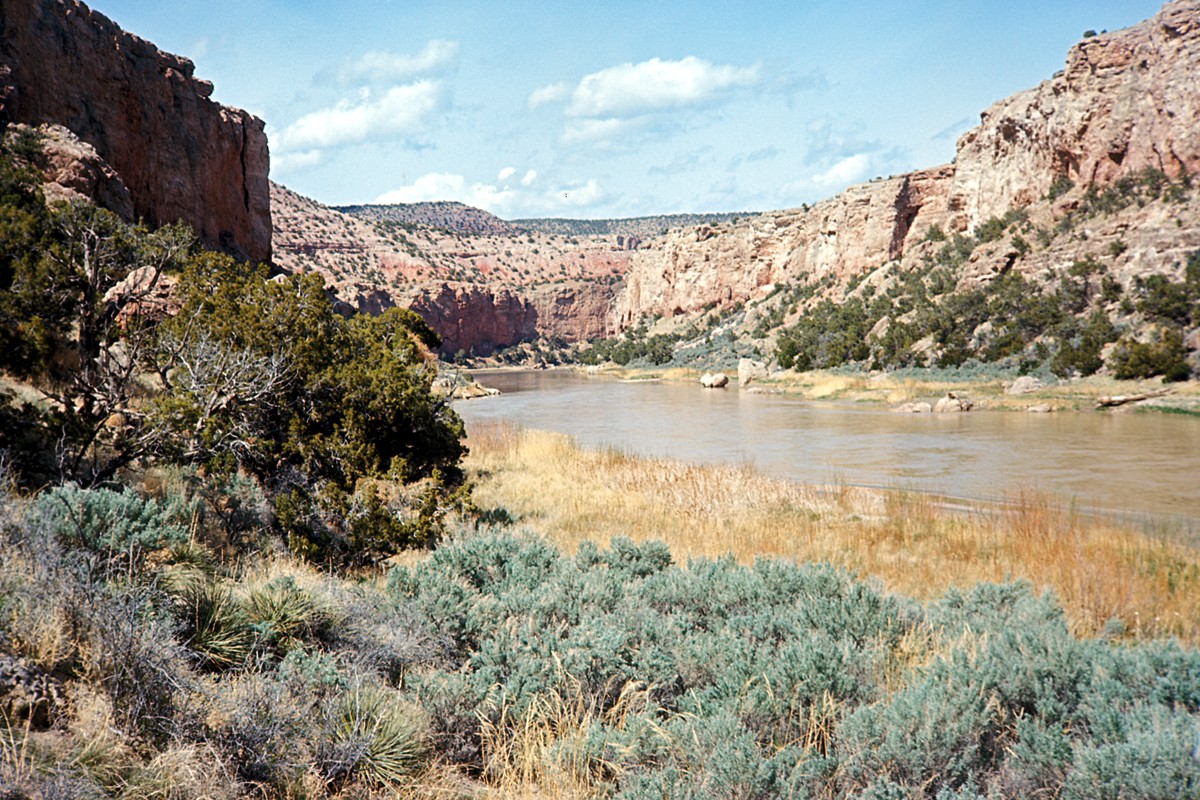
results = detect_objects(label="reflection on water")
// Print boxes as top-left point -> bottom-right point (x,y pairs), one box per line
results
454,370 -> 1200,527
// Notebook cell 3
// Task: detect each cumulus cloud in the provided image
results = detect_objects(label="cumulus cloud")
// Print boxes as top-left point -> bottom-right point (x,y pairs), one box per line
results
374,172 -> 605,216
276,81 -> 443,151
561,117 -> 636,145
337,40 -> 459,84
550,179 -> 604,208
528,81 -> 571,108
535,56 -> 759,146
811,153 -> 872,187
497,166 -> 517,182
375,173 -> 504,207
564,56 -> 760,119
271,149 -> 323,174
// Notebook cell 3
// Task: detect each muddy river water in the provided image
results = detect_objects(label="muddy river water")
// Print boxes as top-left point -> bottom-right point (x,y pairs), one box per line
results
454,370 -> 1200,531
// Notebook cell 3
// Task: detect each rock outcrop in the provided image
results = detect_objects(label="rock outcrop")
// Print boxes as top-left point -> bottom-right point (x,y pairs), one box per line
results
951,0 -> 1200,228
0,0 -> 271,262
615,0 -> 1200,326
399,284 -> 540,357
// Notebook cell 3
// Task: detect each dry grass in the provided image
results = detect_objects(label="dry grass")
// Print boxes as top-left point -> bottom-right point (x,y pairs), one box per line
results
466,422 -> 1200,644
477,670 -> 656,800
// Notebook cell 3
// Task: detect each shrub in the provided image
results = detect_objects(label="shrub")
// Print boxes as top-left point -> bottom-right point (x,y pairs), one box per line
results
174,578 -> 254,671
318,683 -> 428,788
1109,327 -> 1191,381
32,483 -> 193,572
245,576 -> 328,658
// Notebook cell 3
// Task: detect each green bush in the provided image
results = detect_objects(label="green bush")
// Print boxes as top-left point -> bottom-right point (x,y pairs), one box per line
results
32,483 -> 194,571
1109,327 -> 1191,381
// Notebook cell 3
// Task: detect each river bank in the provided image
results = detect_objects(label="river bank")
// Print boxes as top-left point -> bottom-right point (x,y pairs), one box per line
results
561,364 -> 1200,414
464,422 -> 1200,644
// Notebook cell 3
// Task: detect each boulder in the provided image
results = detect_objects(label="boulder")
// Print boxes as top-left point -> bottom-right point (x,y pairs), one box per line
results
700,372 -> 729,388
738,358 -> 768,387
893,401 -> 933,413
934,392 -> 974,413
1006,375 -> 1044,395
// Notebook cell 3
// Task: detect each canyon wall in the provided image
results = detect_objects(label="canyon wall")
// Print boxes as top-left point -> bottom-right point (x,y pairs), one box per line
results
615,0 -> 1200,325
951,0 -> 1200,229
394,281 -> 615,356
0,0 -> 271,262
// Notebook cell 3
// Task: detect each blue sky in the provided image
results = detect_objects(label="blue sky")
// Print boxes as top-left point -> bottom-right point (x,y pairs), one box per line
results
91,1 -> 1165,219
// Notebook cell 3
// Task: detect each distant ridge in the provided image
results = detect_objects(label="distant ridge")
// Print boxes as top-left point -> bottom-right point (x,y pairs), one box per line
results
334,201 -> 516,236
513,213 -> 747,238
335,201 -> 749,239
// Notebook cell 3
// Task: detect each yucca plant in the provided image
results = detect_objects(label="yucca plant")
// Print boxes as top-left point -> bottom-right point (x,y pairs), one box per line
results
320,683 -> 427,789
176,579 -> 253,671
245,576 -> 325,657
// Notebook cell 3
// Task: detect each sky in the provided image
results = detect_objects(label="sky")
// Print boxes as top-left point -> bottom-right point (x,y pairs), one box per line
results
90,1 -> 1167,220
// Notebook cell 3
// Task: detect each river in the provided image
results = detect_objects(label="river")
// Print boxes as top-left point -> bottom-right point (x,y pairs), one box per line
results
454,370 -> 1200,531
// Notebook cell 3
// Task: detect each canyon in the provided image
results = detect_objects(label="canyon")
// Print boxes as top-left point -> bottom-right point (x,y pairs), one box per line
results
269,0 -> 1200,364
4,0 -> 1197,367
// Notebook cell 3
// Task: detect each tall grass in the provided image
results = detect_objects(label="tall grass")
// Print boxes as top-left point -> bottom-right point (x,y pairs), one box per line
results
465,422 -> 1200,643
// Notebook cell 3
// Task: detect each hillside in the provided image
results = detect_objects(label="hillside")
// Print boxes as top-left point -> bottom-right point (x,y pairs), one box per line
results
600,1 -> 1200,379
272,1 -> 1200,378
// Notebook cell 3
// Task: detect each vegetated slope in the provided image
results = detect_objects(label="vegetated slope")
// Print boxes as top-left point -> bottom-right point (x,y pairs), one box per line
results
591,1 -> 1200,380
5,516 -> 1198,798
335,200 -> 517,235
512,211 -> 744,238
273,183 -> 635,356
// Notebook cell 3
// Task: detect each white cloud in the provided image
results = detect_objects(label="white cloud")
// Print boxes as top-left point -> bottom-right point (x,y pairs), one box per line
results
337,40 -> 459,84
528,81 -> 571,108
566,56 -> 759,118
277,81 -> 442,151
271,149 -> 323,173
375,173 -> 516,213
521,169 -> 537,186
811,153 -> 872,187
550,179 -> 605,209
562,117 -> 635,144
497,166 -> 517,182
374,172 -> 606,217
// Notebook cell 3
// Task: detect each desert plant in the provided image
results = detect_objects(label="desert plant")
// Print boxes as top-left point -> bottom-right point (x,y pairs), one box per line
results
32,483 -> 194,574
174,578 -> 253,671
318,683 -> 428,789
245,576 -> 326,658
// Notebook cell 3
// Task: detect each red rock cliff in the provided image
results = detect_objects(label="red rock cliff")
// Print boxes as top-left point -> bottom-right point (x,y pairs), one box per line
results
0,0 -> 271,262
616,0 -> 1200,326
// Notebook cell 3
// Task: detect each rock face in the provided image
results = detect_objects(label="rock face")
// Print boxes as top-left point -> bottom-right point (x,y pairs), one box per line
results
615,167 -> 955,325
615,0 -> 1200,325
0,0 -> 271,262
399,284 -> 539,357
394,281 -> 616,356
952,1 -> 1200,227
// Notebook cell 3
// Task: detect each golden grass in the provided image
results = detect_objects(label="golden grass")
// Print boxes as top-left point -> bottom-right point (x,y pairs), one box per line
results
465,422 -> 1200,644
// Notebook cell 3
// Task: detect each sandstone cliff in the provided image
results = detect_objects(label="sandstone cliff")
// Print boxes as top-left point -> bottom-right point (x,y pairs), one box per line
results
0,0 -> 271,262
951,0 -> 1200,229
272,182 -> 623,355
615,0 -> 1200,326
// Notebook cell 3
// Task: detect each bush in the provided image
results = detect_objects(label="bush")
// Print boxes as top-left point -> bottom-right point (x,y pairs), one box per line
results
318,683 -> 428,789
32,483 -> 193,572
1109,327 -> 1191,381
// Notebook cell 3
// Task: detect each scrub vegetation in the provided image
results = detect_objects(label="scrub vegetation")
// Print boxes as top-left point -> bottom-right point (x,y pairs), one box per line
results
2,132 -> 1199,799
